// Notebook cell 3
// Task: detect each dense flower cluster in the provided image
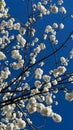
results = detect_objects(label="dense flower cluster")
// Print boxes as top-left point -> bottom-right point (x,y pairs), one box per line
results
0,0 -> 73,129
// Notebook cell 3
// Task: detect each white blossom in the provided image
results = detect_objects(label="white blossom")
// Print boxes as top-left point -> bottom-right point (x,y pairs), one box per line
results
59,23 -> 64,29
52,79 -> 58,85
45,25 -> 52,33
41,106 -> 52,116
35,68 -> 43,79
60,57 -> 69,66
53,23 -> 58,28
50,5 -> 58,14
27,105 -> 37,114
19,27 -> 26,35
70,49 -> 73,59
65,92 -> 73,101
52,113 -> 62,122
37,2 -> 47,15
0,0 -> 72,129
17,34 -> 26,47
44,82 -> 51,88
70,34 -> 73,40
46,94 -> 53,104
11,50 -> 22,59
50,35 -> 56,42
58,0 -> 64,5
58,66 -> 66,75
0,51 -> 6,60
43,75 -> 51,82
59,7 -> 67,14
36,103 -> 45,112
68,75 -> 73,83
34,80 -> 42,88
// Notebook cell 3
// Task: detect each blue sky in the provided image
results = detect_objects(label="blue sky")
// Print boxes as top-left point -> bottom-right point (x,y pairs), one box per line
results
4,0 -> 73,130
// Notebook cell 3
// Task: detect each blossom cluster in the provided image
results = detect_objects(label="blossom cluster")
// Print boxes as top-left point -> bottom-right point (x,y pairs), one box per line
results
0,0 -> 73,129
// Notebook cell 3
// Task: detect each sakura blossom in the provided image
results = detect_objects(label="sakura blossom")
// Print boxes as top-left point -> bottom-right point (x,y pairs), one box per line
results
0,0 -> 73,129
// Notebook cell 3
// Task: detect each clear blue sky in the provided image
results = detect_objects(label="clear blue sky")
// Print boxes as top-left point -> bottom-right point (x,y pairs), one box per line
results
5,0 -> 73,130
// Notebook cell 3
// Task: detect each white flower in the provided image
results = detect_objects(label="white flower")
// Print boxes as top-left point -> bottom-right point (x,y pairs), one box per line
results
33,37 -> 39,43
59,23 -> 64,29
7,19 -> 13,28
53,69 -> 59,77
11,50 -> 22,59
53,23 -> 58,28
60,57 -> 68,66
30,57 -> 36,64
45,25 -> 52,33
18,59 -> 24,67
5,67 -> 11,76
17,34 -> 26,47
46,94 -> 53,104
14,23 -> 20,30
52,113 -> 62,122
35,68 -> 43,79
29,97 -> 36,104
0,51 -> 6,60
16,119 -> 26,128
35,74 -> 42,79
59,7 -> 67,14
38,3 -> 47,14
53,40 -> 58,45
50,5 -> 58,14
52,79 -> 58,85
70,49 -> 73,59
34,80 -> 42,88
41,106 -> 52,116
11,62 -> 18,70
27,105 -> 37,114
36,103 -> 45,112
17,34 -> 21,41
58,66 -> 66,75
43,87 -> 49,92
71,14 -> 73,18
44,82 -> 51,88
53,66 -> 66,77
39,62 -> 44,66
19,27 -> 26,35
70,35 -> 73,40
43,75 -> 51,82
60,57 -> 66,63
34,46 -> 41,53
58,0 -> 64,5
27,118 -> 32,124
65,92 -> 73,101
68,75 -> 73,83
46,98 -> 53,105
40,43 -> 46,49
50,35 -> 56,41
43,34 -> 47,40
37,95 -> 45,102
